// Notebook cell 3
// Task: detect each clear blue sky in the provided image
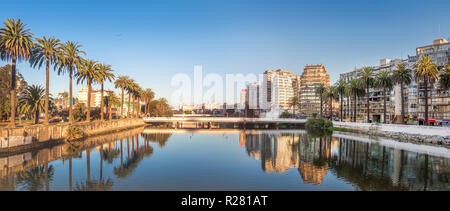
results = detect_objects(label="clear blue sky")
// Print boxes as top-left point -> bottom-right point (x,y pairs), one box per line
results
1,0 -> 449,105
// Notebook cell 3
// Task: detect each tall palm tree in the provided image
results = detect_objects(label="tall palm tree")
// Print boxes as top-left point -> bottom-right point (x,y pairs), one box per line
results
375,70 -> 394,124
125,79 -> 136,118
0,18 -> 34,128
104,93 -> 120,120
95,63 -> 115,121
315,83 -> 326,117
114,75 -> 129,118
56,41 -> 85,124
76,59 -> 98,122
393,63 -> 412,124
415,56 -> 439,125
361,67 -> 374,123
143,88 -> 155,115
17,85 -> 49,124
29,36 -> 61,125
288,96 -> 300,118
349,79 -> 365,122
336,79 -> 347,122
324,86 -> 338,120
133,85 -> 143,118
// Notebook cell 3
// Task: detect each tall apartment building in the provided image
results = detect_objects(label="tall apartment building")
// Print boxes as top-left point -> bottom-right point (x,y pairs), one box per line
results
341,59 -> 406,123
77,87 -> 114,108
248,82 -> 261,109
299,65 -> 330,117
261,69 -> 300,110
413,38 -> 450,124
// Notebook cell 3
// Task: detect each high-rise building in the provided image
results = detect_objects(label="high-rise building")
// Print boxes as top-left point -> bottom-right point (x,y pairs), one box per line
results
261,69 -> 300,110
248,82 -> 261,109
299,65 -> 330,117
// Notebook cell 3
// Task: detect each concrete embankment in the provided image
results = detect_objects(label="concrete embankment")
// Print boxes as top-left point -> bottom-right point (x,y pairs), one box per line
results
0,119 -> 145,154
333,121 -> 450,146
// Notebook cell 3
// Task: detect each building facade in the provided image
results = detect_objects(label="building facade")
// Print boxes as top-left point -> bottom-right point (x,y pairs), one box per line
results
299,65 -> 330,117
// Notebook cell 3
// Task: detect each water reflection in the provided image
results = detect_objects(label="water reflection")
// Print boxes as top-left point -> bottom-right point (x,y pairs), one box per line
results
0,128 -> 448,191
243,132 -> 449,190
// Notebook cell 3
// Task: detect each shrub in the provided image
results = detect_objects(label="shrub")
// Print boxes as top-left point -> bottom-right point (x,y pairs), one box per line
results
66,126 -> 84,141
306,117 -> 333,130
279,111 -> 292,118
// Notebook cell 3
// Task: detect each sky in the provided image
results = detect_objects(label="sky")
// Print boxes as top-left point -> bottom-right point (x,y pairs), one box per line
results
1,0 -> 450,106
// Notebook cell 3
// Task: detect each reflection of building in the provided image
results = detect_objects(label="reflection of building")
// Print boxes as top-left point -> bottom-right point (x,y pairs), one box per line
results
300,65 -> 330,117
298,162 -> 328,185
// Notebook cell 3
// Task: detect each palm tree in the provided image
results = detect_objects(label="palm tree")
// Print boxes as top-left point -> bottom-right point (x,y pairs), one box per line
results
393,63 -> 412,124
439,64 -> 450,90
29,36 -> 61,125
125,79 -> 136,118
315,84 -> 326,117
349,79 -> 365,122
336,80 -> 347,122
17,85 -> 49,124
288,96 -> 300,118
56,41 -> 85,124
76,59 -> 98,122
114,75 -> 129,118
104,93 -> 120,120
0,18 -> 34,128
375,70 -> 394,124
324,86 -> 338,120
415,56 -> 439,125
133,85 -> 143,118
361,67 -> 374,123
95,63 -> 115,121
143,88 -> 155,115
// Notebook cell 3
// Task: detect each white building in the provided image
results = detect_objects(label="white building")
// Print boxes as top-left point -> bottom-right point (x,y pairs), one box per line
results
248,82 -> 261,109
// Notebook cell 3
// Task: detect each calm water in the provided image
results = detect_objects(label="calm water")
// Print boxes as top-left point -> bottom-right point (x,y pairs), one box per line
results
0,127 -> 449,191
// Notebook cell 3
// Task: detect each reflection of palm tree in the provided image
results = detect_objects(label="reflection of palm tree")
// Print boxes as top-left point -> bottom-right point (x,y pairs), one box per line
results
74,179 -> 114,191
113,142 -> 153,179
141,133 -> 172,147
15,165 -> 55,191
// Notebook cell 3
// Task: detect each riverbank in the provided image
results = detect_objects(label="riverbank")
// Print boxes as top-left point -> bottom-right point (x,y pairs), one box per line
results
333,121 -> 450,146
0,119 -> 145,155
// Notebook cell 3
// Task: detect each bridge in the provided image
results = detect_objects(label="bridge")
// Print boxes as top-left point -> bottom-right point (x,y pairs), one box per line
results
143,117 -> 306,129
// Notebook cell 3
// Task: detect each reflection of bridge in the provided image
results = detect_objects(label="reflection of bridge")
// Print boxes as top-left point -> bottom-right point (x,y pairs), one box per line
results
143,117 -> 306,129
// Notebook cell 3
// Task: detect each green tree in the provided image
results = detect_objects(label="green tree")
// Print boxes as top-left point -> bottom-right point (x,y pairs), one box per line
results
114,75 -> 129,118
76,59 -> 99,122
56,41 -> 85,124
375,70 -> 394,124
361,67 -> 375,123
415,56 -> 439,125
336,79 -> 347,122
315,83 -> 326,117
349,79 -> 365,122
95,63 -> 115,121
393,63 -> 412,124
439,64 -> 450,89
58,91 -> 68,110
323,86 -> 338,120
143,88 -> 155,115
29,36 -> 61,125
104,93 -> 120,120
0,18 -> 34,128
17,85 -> 50,124
288,96 -> 300,118
125,79 -> 136,118
132,85 -> 143,118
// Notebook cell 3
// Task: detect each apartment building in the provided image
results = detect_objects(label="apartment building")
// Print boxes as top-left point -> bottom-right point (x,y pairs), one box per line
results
299,65 -> 330,117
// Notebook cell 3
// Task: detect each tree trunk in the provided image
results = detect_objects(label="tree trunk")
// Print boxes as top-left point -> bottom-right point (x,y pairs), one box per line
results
10,58 -> 17,128
424,76 -> 429,126
400,81 -> 405,124
353,94 -> 357,122
34,110 -> 39,124
128,93 -> 132,118
69,70 -> 73,124
366,81 -> 370,123
383,86 -> 387,124
347,95 -> 350,121
100,82 -> 104,121
87,81 -> 91,122
320,95 -> 323,117
109,105 -> 112,121
330,97 -> 333,120
121,87 -> 124,119
44,59 -> 50,125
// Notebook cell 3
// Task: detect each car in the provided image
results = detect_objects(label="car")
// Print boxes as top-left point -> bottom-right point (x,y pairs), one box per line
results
49,118 -> 61,123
